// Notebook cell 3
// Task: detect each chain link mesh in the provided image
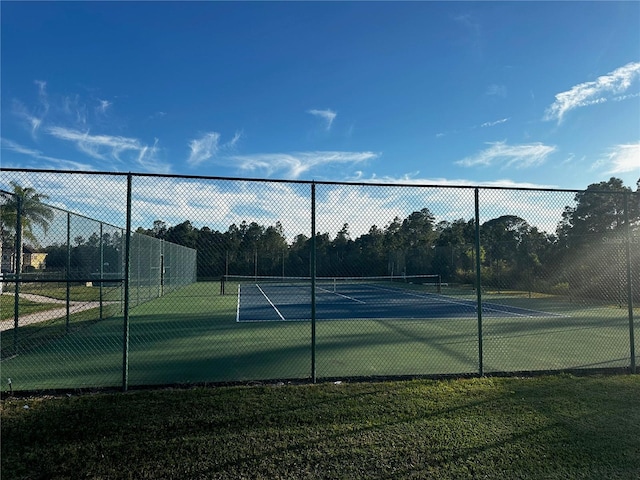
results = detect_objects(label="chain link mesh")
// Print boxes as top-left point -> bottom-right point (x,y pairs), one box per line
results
1,170 -> 638,392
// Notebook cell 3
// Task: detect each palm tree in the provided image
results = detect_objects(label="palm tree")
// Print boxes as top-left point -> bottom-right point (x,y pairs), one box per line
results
0,182 -> 54,272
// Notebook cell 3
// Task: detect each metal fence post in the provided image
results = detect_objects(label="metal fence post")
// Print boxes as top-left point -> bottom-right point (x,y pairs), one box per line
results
66,211 -> 71,333
474,188 -> 484,377
311,182 -> 317,383
99,222 -> 104,320
122,174 -> 132,391
13,195 -> 22,355
625,193 -> 635,373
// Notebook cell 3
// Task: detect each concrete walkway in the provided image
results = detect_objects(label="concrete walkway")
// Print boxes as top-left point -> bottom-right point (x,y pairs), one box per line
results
1,293 -> 119,332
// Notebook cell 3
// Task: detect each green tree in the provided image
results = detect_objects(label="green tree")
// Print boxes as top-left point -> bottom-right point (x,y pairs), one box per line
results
557,177 -> 637,247
555,177 -> 640,300
0,182 -> 54,272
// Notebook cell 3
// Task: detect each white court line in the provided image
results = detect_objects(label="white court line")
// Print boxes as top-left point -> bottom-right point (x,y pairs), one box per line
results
317,287 -> 366,304
236,285 -> 241,322
256,284 -> 286,320
365,284 -> 565,318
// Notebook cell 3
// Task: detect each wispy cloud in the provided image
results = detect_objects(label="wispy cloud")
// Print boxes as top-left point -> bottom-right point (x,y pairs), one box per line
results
46,126 -> 169,173
613,92 -> 640,102
48,127 -> 140,160
485,84 -> 507,98
308,109 -> 337,130
480,117 -> 509,128
351,172 -> 557,189
544,61 -> 640,124
228,130 -> 242,149
11,80 -> 51,137
96,99 -> 111,115
231,151 -> 379,179
188,132 -> 220,166
61,94 -> 88,127
453,13 -> 483,60
456,141 -> 557,168
591,142 -> 640,174
148,111 -> 167,120
186,131 -> 242,166
1,137 -> 95,170
13,82 -> 50,137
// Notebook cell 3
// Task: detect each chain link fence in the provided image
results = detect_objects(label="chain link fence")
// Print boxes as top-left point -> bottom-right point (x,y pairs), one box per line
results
1,169 -> 637,392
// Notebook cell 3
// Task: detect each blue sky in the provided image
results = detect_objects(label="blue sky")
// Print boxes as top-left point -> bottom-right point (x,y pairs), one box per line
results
1,1 -> 639,196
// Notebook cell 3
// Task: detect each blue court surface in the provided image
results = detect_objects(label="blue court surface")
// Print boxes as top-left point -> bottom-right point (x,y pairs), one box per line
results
235,282 -> 563,322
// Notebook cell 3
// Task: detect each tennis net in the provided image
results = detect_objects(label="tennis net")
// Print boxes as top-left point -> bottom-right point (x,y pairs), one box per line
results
221,274 -> 442,295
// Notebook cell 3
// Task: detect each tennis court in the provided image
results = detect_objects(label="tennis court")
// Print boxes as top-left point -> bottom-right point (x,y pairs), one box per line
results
231,275 -> 565,322
1,280 -> 635,392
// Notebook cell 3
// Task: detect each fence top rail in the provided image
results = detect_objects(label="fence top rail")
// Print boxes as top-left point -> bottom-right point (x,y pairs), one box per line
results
4,167 -> 631,195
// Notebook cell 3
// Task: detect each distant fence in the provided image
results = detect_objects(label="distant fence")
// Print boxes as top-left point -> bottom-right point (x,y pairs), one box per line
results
0,168 -> 637,392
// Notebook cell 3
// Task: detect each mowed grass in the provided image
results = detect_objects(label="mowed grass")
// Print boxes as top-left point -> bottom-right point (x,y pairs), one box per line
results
1,281 -> 637,392
2,374 -> 640,479
15,283 -> 124,302
0,294 -> 63,321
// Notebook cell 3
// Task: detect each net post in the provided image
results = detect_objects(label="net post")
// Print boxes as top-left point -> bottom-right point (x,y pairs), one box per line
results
220,275 -> 226,295
437,274 -> 442,294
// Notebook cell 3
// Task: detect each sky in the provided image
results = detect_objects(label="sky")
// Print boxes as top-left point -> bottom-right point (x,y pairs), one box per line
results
1,1 -> 639,239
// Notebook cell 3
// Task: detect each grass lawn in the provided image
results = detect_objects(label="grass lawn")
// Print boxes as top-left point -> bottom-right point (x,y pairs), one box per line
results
15,284 -> 123,302
2,374 -> 639,479
0,294 -> 63,321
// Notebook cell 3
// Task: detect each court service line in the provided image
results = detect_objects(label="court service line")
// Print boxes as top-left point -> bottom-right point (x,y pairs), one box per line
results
366,284 -> 562,318
317,287 -> 366,304
256,284 -> 286,320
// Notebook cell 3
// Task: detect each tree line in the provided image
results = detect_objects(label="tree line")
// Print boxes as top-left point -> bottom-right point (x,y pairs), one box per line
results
2,177 -> 638,301
134,177 -> 639,300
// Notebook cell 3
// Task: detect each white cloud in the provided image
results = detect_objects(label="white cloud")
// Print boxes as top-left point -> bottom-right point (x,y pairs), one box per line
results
613,92 -> 640,102
600,143 -> 640,174
352,173 -> 557,190
227,130 -> 242,149
1,137 -> 95,170
308,109 -> 337,130
61,94 -> 88,127
456,141 -> 557,168
485,84 -> 507,97
47,126 -> 140,160
454,13 -> 483,60
10,81 -> 50,137
187,132 -> 220,166
187,132 -> 241,166
149,111 -> 167,120
480,117 -> 509,128
12,100 -> 44,137
96,99 -> 111,115
231,151 -> 379,179
45,126 -> 169,173
544,61 -> 640,124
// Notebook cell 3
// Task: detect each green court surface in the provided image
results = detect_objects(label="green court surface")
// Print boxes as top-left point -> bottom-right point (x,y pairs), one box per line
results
1,282 -> 636,392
